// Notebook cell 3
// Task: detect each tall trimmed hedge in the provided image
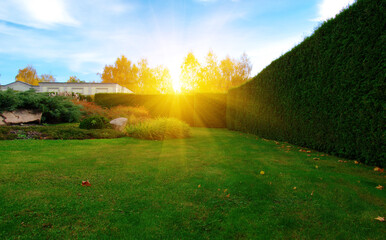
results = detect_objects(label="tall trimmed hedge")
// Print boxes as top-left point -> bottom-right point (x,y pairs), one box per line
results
227,0 -> 385,166
95,93 -> 227,128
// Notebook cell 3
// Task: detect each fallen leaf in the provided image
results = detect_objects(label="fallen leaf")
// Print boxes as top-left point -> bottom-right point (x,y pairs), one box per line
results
260,171 -> 265,175
338,160 -> 344,163
354,161 -> 359,164
311,191 -> 314,196
375,185 -> 384,190
226,194 -> 230,198
198,184 -> 201,188
293,187 -> 297,190
315,165 -> 319,169
307,154 -> 311,157
42,223 -> 53,228
374,167 -> 380,171
313,158 -> 320,161
224,189 -> 228,193
109,179 -> 111,181
218,188 -> 221,191
374,216 -> 384,222
321,154 -> 325,157
306,150 -> 311,153
82,180 -> 91,187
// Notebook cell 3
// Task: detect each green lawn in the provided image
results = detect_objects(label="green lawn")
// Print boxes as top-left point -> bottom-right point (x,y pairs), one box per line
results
0,128 -> 385,239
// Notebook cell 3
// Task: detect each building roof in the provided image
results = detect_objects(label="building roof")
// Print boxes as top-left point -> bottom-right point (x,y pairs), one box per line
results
38,82 -> 121,85
1,81 -> 35,87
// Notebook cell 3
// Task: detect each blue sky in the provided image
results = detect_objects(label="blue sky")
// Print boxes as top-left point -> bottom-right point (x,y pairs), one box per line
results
0,0 -> 355,85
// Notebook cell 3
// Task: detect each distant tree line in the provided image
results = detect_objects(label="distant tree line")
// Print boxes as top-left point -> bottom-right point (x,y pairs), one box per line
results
14,51 -> 252,93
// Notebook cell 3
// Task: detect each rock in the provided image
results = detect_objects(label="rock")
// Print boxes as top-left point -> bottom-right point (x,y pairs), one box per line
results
1,109 -> 42,125
110,117 -> 128,132
0,115 -> 6,125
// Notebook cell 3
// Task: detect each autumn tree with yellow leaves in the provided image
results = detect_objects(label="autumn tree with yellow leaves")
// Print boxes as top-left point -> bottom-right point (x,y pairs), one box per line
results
15,65 -> 56,85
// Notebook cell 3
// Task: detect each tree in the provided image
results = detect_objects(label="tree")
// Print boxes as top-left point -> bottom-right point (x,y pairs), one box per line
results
99,55 -> 139,92
15,65 -> 39,85
137,59 -> 155,94
201,50 -> 221,92
219,56 -> 235,91
67,76 -> 85,83
40,74 -> 56,83
219,53 -> 252,91
153,66 -> 173,94
180,52 -> 202,92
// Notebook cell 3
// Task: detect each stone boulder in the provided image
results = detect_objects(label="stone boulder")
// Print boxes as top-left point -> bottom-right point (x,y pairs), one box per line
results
0,115 -> 5,125
110,117 -> 128,132
0,109 -> 42,125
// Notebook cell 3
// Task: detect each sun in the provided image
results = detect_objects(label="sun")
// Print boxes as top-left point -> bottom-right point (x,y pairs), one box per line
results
172,78 -> 182,93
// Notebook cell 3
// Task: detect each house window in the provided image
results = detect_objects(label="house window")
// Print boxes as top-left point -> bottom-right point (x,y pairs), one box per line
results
96,88 -> 108,93
72,88 -> 84,94
48,88 -> 59,93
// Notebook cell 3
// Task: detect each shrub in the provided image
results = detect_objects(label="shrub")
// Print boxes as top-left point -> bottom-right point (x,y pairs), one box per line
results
0,124 -> 125,140
126,118 -> 191,140
94,93 -> 227,127
227,0 -> 385,166
72,100 -> 150,125
0,89 -> 81,123
79,115 -> 110,129
72,100 -> 106,119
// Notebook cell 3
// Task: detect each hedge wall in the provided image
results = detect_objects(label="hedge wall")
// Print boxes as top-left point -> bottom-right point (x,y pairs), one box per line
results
227,0 -> 385,166
95,93 -> 227,128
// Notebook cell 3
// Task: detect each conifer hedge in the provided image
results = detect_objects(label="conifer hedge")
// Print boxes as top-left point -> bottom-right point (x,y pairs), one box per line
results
227,0 -> 385,166
95,93 -> 227,128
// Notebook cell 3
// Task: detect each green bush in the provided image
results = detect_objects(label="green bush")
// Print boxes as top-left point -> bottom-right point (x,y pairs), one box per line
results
126,118 -> 191,140
95,93 -> 227,127
79,115 -> 110,129
0,89 -> 81,123
0,124 -> 125,140
227,0 -> 385,166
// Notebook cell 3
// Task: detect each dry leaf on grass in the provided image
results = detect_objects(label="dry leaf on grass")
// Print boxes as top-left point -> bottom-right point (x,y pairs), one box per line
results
81,180 -> 91,186
375,185 -> 383,190
374,216 -> 384,222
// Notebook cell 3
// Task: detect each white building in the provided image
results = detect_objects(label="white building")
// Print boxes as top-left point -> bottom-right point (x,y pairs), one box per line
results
0,81 -> 132,95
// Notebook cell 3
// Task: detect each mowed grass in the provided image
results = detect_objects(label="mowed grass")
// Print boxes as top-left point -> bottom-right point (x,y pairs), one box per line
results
0,128 -> 385,239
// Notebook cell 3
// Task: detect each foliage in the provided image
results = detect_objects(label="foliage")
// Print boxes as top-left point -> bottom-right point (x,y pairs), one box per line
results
67,76 -> 85,83
100,56 -> 174,94
15,66 -> 56,85
15,65 -> 40,85
126,118 -> 191,140
39,74 -> 56,83
180,51 -> 252,93
0,123 -> 125,140
0,89 -> 81,123
0,128 -> 385,239
72,100 -> 150,125
79,115 -> 110,129
99,51 -> 251,94
227,0 -> 385,166
95,93 -> 227,127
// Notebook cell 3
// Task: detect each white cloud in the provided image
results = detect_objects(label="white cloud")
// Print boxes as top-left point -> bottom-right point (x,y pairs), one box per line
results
0,0 -> 79,29
314,0 -> 355,22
